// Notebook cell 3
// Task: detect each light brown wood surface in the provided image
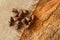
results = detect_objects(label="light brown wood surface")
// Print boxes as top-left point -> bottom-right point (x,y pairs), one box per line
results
0,0 -> 37,40
0,0 -> 60,40
20,0 -> 60,40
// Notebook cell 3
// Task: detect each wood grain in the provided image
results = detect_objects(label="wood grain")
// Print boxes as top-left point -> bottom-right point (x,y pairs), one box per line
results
20,0 -> 60,40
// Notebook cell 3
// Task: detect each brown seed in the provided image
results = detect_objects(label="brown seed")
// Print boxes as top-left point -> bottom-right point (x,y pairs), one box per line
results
17,21 -> 23,29
9,17 -> 15,26
12,8 -> 19,14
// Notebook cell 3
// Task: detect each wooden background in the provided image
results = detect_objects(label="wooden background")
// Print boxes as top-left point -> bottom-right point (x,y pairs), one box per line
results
20,0 -> 60,40
0,0 -> 60,40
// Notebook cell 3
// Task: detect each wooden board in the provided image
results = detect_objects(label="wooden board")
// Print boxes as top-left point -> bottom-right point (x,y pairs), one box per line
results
20,0 -> 60,40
